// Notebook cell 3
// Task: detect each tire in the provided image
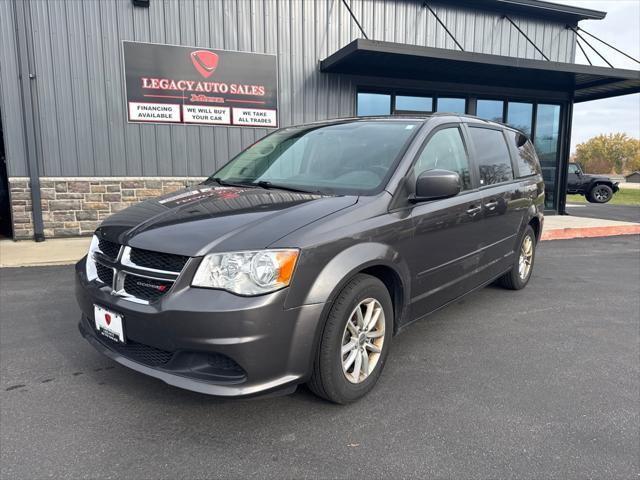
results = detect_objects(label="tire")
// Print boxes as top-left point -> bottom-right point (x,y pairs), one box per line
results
498,225 -> 536,290
588,184 -> 613,203
307,274 -> 393,404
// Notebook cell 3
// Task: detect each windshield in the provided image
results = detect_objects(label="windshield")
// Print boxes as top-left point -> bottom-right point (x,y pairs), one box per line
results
209,120 -> 420,195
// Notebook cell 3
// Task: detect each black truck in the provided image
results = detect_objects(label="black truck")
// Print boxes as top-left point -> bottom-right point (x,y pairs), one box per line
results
567,162 -> 619,203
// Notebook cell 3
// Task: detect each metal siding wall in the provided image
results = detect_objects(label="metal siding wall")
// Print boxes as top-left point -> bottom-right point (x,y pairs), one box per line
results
6,0 -> 575,178
0,0 -> 28,177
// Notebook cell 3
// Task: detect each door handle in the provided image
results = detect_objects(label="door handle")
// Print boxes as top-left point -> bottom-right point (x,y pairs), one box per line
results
466,205 -> 482,216
484,200 -> 498,211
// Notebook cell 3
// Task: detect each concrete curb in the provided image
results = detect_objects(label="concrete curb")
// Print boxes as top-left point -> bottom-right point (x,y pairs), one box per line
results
541,225 -> 640,241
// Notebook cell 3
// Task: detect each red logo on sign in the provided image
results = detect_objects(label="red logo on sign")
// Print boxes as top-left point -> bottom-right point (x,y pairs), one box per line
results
105,313 -> 112,326
191,50 -> 219,79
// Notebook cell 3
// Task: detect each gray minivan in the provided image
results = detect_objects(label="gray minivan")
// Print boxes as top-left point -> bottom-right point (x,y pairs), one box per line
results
76,114 -> 544,403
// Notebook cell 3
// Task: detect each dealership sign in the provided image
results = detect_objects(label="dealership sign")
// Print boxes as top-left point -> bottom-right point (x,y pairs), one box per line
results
123,41 -> 278,128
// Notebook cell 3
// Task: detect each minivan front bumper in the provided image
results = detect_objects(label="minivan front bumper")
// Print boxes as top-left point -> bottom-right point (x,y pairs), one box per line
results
75,258 -> 325,398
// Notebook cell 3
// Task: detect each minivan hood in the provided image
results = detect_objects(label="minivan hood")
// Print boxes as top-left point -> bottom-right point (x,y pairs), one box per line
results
98,184 -> 357,256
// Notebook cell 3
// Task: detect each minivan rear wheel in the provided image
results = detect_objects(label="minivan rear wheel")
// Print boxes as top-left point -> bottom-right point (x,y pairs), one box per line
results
498,225 -> 536,290
308,274 -> 393,404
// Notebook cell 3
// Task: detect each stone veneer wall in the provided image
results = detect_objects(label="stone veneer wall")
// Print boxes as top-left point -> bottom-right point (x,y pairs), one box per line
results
8,177 -> 206,240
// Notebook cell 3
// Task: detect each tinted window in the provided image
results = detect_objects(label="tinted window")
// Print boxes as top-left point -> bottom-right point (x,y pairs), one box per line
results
395,95 -> 433,112
437,98 -> 466,114
213,121 -> 419,195
413,128 -> 471,190
469,127 -> 514,186
357,93 -> 391,116
476,100 -> 504,122
506,130 -> 541,177
568,164 -> 580,174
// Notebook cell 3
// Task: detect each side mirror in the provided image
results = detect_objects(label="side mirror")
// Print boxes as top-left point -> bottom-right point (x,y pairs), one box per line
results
411,169 -> 461,203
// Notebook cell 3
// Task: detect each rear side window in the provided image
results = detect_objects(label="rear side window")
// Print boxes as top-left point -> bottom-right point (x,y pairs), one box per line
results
413,127 -> 472,190
506,130 -> 541,177
468,127 -> 514,186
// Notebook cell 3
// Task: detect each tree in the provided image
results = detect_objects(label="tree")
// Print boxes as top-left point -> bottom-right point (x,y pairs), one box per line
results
574,133 -> 640,174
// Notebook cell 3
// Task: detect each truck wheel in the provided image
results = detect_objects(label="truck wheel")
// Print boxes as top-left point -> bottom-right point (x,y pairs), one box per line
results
308,274 -> 393,404
498,225 -> 536,290
588,184 -> 613,203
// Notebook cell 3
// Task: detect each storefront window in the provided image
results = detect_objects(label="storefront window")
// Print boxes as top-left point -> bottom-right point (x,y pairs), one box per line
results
535,104 -> 561,209
357,93 -> 391,116
395,95 -> 433,112
476,100 -> 504,122
507,102 -> 533,136
437,98 -> 466,114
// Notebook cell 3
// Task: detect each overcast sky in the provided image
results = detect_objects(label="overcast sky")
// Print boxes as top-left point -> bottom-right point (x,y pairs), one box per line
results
554,0 -> 640,152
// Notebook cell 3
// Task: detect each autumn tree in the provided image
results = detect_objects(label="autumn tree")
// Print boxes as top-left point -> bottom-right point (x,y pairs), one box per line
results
574,133 -> 640,174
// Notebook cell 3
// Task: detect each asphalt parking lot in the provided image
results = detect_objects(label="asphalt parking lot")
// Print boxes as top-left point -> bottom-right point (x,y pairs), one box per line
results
566,203 -> 640,223
1,236 -> 639,479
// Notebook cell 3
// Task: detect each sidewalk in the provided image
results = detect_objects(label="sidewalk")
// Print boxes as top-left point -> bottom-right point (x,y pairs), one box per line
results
0,237 -> 91,268
541,215 -> 640,241
1,215 -> 639,268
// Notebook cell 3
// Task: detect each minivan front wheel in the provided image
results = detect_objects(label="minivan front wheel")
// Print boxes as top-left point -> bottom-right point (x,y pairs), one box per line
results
498,225 -> 536,290
308,274 -> 393,404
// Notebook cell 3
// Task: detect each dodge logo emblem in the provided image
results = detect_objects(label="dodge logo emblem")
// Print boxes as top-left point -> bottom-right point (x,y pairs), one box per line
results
191,50 -> 219,79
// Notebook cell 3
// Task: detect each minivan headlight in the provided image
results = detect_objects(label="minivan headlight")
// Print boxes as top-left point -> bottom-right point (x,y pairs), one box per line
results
85,235 -> 100,281
192,249 -> 299,295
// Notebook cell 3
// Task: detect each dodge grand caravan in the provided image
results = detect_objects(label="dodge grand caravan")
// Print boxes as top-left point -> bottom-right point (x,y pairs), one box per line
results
76,114 -> 544,404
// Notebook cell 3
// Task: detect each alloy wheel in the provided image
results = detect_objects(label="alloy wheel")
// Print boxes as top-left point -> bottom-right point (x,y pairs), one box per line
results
594,187 -> 610,202
518,235 -> 534,280
341,298 -> 385,384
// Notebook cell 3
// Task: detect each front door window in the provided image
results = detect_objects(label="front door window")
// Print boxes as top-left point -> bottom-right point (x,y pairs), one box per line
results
413,127 -> 472,190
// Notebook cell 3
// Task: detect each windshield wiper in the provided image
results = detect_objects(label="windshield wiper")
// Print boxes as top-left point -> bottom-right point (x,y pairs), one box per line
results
253,181 -> 322,195
210,177 -> 254,188
211,177 -> 324,195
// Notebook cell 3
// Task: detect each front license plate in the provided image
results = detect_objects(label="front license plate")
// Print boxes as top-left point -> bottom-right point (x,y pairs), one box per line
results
93,305 -> 125,344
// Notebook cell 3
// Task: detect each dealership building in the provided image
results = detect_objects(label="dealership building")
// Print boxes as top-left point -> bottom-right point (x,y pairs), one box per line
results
1,0 -> 638,240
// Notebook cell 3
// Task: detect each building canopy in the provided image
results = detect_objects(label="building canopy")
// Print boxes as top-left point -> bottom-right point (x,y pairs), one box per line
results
320,39 -> 640,103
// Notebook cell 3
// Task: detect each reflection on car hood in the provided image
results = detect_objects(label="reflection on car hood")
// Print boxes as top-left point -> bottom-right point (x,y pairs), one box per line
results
97,184 -> 357,256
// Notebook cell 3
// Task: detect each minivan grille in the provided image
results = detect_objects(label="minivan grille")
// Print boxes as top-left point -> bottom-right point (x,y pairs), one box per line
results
96,262 -> 114,286
92,243 -> 188,304
123,273 -> 173,302
129,247 -> 189,273
98,238 -> 121,260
